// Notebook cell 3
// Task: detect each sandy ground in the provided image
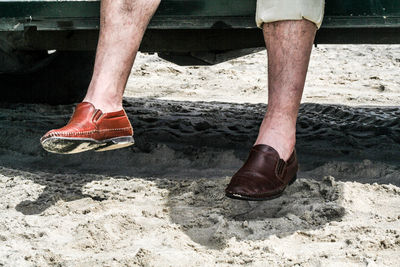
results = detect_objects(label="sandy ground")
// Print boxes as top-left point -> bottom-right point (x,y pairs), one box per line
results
0,45 -> 400,266
127,45 -> 400,106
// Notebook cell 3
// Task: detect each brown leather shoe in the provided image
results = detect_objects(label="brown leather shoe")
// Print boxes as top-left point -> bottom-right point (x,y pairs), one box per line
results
225,144 -> 298,201
40,102 -> 134,154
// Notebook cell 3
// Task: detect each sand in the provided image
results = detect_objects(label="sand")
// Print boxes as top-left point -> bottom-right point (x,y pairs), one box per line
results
0,45 -> 400,266
126,45 -> 400,106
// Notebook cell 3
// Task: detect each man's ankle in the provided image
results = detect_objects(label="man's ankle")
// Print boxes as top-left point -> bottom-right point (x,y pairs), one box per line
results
82,99 -> 123,113
254,132 -> 296,161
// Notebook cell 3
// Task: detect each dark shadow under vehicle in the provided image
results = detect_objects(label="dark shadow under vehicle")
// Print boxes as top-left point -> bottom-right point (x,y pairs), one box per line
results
1,0 -> 400,103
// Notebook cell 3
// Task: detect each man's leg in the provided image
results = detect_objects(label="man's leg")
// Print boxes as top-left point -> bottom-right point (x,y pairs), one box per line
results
84,0 -> 161,113
225,0 -> 324,201
40,0 -> 160,154
255,20 -> 317,160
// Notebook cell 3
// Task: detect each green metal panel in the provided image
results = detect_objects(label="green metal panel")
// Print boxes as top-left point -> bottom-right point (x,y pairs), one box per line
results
326,0 -> 400,16
324,0 -> 400,28
0,0 -> 400,31
0,0 -> 256,31
0,0 -> 256,17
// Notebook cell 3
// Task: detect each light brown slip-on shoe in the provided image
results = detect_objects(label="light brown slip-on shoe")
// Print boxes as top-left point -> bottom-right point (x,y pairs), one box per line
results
41,102 -> 134,154
225,144 -> 298,201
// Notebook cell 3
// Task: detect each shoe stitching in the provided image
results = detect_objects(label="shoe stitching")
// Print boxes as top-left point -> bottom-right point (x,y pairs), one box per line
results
45,127 -> 132,137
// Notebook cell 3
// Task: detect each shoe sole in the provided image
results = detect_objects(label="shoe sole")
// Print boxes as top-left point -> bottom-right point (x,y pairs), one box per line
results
225,174 -> 297,201
41,136 -> 135,154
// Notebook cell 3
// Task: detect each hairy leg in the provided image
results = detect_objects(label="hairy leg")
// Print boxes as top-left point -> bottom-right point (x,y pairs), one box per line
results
255,20 -> 317,160
83,0 -> 161,112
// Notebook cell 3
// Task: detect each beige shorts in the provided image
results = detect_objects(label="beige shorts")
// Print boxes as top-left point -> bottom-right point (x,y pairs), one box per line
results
256,0 -> 325,29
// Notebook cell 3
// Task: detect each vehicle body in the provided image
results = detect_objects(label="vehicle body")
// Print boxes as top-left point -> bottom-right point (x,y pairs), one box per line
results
0,0 -> 400,103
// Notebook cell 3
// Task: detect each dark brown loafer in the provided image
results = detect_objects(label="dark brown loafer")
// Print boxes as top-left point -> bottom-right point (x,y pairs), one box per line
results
225,144 -> 298,201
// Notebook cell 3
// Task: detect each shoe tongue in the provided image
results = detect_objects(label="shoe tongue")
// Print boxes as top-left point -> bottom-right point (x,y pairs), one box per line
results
252,144 -> 280,157
68,102 -> 97,124
77,102 -> 96,111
